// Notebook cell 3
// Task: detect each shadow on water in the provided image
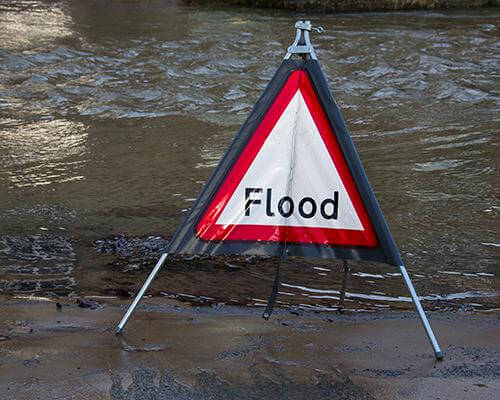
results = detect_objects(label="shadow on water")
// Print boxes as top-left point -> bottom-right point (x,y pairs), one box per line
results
0,1 -> 498,312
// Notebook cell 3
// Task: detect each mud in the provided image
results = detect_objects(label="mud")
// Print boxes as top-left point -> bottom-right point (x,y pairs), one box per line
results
0,297 -> 498,399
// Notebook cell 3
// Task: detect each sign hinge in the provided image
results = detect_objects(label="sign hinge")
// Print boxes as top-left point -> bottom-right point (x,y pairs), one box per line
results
284,20 -> 324,61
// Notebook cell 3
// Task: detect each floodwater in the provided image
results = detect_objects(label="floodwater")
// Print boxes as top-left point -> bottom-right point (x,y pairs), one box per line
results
0,1 -> 498,312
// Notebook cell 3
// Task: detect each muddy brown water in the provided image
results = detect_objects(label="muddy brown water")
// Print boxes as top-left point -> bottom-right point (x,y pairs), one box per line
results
0,1 -> 498,312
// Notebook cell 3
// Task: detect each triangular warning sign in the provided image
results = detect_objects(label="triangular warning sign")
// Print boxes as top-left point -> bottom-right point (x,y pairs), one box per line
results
197,70 -> 376,248
118,37 -> 442,359
168,60 -> 402,266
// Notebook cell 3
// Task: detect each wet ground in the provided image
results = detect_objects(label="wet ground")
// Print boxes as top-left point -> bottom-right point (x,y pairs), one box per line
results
0,2 -> 499,311
0,298 -> 498,399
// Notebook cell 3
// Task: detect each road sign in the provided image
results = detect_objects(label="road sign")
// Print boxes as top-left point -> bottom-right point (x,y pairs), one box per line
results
196,69 -> 378,248
167,60 -> 401,266
117,21 -> 443,361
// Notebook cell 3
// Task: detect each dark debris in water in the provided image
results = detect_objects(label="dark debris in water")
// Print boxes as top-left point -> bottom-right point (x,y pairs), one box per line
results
95,235 -> 169,258
0,234 -> 76,295
0,234 -> 75,262
76,298 -> 103,310
95,235 -> 173,273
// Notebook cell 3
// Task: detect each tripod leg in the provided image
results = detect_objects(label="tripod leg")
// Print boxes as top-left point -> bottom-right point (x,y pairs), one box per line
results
399,264 -> 443,360
115,253 -> 169,334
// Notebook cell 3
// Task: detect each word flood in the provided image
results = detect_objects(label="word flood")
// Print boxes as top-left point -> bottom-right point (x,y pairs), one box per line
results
245,188 -> 339,220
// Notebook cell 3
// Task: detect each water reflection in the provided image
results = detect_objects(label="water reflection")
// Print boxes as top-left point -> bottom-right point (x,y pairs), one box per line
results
0,119 -> 88,188
0,1 -> 74,51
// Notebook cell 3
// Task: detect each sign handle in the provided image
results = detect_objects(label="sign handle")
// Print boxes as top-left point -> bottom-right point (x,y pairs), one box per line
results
115,253 -> 169,334
284,20 -> 323,60
399,264 -> 443,360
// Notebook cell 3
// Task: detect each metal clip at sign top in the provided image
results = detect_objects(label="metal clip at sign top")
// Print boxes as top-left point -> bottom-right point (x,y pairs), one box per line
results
284,20 -> 324,60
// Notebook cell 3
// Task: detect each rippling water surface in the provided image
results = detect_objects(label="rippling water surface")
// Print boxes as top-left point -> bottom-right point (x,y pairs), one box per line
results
0,1 -> 498,312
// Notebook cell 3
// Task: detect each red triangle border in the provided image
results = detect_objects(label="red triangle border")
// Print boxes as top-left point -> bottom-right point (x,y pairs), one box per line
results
196,70 -> 378,248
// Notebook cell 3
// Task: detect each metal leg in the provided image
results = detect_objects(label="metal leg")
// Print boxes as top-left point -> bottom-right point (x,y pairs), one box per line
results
115,253 -> 169,334
399,264 -> 443,360
338,260 -> 349,313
